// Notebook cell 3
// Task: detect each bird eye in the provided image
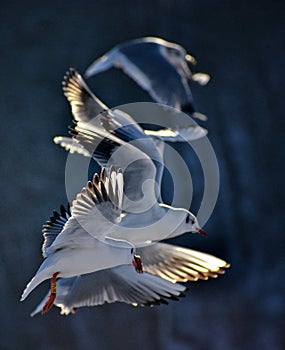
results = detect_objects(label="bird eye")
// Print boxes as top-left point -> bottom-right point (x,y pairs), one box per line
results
186,214 -> 195,225
186,214 -> 190,224
131,248 -> 134,254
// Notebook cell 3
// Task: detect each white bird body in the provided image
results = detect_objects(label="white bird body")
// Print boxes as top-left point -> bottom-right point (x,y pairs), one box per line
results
20,179 -> 140,304
67,166 -> 205,249
29,228 -> 230,316
21,238 -> 134,302
106,205 -> 198,245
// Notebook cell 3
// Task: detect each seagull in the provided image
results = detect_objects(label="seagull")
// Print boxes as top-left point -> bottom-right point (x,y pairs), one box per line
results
85,37 -> 210,120
30,205 -> 229,316
69,167 -> 206,247
54,68 -> 207,158
20,175 -> 143,314
54,69 -> 208,246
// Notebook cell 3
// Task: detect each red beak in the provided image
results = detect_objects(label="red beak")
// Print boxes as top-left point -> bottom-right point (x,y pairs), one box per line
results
197,227 -> 207,237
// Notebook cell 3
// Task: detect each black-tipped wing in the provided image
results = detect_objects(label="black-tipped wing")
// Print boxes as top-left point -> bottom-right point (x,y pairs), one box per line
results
62,68 -> 108,122
31,266 -> 186,316
71,167 -> 124,229
44,168 -> 128,254
42,205 -> 71,258
138,243 -> 230,283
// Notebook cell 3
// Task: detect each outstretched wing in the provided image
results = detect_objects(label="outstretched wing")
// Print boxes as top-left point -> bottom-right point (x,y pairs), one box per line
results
62,68 -> 108,122
53,136 -> 91,156
62,69 -> 164,209
138,243 -> 230,283
42,205 -> 71,258
71,167 -> 124,235
31,265 -> 186,316
44,169 -> 126,254
85,38 -> 209,119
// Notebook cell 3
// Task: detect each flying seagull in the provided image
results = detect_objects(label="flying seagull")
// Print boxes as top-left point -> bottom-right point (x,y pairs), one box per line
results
85,37 -> 210,120
54,68 -> 207,158
23,171 -> 229,315
31,205 -> 229,316
69,166 -> 207,247
20,175 -> 143,314
54,69 -> 208,246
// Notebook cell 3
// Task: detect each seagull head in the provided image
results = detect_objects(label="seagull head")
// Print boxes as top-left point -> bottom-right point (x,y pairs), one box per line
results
160,44 -> 196,79
159,204 -> 207,237
183,210 -> 207,237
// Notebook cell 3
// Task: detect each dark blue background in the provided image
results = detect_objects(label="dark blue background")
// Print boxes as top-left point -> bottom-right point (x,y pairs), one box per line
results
1,1 -> 284,349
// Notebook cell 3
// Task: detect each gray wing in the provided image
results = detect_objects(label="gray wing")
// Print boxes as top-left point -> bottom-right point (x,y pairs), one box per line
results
85,46 -> 119,77
85,38 -> 209,122
31,266 -> 186,316
114,46 -> 195,111
86,38 -> 194,112
118,45 -> 208,121
138,243 -> 230,283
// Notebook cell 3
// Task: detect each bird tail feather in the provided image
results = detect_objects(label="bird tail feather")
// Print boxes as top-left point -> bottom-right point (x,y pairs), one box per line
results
20,263 -> 53,301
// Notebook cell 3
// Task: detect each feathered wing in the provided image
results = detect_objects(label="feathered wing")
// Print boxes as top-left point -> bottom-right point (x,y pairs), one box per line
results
21,188 -> 134,303
138,243 -> 230,283
85,48 -> 118,78
53,136 -> 91,156
71,167 -> 124,237
86,39 -> 192,110
30,241 -> 230,316
46,168 -> 126,250
144,124 -> 207,142
56,68 -> 164,210
31,266 -> 186,316
62,68 -> 108,122
42,205 -> 71,257
43,209 -> 230,283
85,39 -> 209,121
55,67 -> 149,150
55,66 -> 206,160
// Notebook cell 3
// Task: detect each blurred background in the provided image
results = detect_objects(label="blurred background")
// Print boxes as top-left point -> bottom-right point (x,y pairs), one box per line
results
1,0 -> 284,349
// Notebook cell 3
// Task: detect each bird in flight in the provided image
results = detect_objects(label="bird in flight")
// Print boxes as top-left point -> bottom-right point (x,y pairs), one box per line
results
54,69 -> 208,247
30,204 -> 229,316
20,172 -> 143,314
85,37 -> 210,120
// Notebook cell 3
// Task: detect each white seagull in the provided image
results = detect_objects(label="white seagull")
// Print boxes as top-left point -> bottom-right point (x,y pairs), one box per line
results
54,68 -> 207,158
85,37 -> 210,120
20,174 -> 143,314
54,69 -> 209,247
30,205 -> 229,316
69,167 -> 207,247
54,69 -> 208,246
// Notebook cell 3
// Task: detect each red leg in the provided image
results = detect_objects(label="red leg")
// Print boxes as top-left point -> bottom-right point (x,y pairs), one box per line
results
42,272 -> 59,315
132,255 -> 143,273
